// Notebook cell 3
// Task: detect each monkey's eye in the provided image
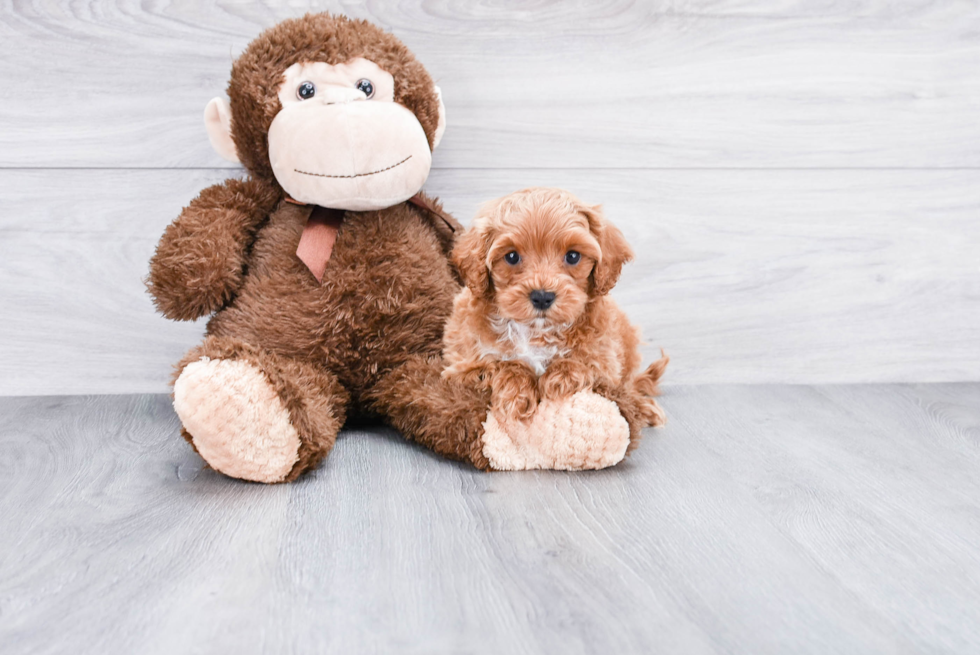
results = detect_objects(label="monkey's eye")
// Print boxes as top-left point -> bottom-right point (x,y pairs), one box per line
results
504,251 -> 521,266
564,251 -> 581,265
355,78 -> 375,98
297,81 -> 316,100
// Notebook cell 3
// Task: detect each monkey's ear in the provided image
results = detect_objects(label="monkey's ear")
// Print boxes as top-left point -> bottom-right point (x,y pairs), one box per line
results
204,97 -> 240,163
583,204 -> 634,296
451,222 -> 493,300
432,86 -> 446,150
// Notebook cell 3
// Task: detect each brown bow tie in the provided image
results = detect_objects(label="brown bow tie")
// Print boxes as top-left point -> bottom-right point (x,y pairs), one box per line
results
288,194 -> 458,283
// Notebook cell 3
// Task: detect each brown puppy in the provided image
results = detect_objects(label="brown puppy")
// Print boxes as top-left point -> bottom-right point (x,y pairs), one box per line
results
443,187 -> 668,427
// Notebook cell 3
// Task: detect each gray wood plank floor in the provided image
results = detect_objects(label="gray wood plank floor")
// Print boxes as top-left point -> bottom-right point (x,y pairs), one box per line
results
2,384 -> 978,654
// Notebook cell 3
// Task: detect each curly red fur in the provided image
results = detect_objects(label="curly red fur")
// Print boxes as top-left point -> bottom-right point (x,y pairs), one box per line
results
443,187 -> 668,431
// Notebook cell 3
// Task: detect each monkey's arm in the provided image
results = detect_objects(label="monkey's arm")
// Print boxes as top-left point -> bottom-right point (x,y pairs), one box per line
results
409,192 -> 463,259
147,177 -> 281,320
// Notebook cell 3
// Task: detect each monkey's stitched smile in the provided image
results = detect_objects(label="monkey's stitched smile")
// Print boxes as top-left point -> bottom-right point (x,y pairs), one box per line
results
294,155 -> 412,179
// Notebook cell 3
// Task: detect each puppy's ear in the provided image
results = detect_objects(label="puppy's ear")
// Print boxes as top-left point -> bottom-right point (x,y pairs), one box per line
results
582,204 -> 634,296
451,220 -> 494,299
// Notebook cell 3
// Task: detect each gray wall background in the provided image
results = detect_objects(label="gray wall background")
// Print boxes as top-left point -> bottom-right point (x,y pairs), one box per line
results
1,0 -> 977,395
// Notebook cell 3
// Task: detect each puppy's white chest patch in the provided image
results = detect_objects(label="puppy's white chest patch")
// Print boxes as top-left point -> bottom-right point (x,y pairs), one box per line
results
482,318 -> 570,376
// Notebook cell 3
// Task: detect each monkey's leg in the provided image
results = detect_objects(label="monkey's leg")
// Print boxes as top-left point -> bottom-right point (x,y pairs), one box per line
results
173,336 -> 348,483
365,354 -> 494,469
480,390 -> 633,471
368,354 -> 634,471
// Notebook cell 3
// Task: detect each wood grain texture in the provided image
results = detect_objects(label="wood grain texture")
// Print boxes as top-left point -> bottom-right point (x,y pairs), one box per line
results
1,384 -> 978,654
1,0 -> 978,168
0,167 -> 976,395
2,4 -> 976,652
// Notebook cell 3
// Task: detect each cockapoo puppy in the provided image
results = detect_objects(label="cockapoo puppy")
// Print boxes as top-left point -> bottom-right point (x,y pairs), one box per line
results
442,187 -> 668,427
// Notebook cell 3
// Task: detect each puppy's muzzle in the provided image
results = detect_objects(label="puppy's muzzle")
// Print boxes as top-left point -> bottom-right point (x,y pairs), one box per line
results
529,289 -> 556,311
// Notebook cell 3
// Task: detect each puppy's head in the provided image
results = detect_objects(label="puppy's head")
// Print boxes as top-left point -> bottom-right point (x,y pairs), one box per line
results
452,187 -> 633,325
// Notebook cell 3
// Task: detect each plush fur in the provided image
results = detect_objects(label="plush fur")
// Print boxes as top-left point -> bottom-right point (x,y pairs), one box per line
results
148,14 -> 646,481
443,187 -> 668,437
147,14 -> 491,480
174,357 -> 304,483
481,390 -> 630,470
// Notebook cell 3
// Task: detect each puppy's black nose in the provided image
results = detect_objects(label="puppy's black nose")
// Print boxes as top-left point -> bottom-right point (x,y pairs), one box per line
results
529,289 -> 556,310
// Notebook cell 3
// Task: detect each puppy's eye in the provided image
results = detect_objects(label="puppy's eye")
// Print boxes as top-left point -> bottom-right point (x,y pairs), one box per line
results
355,79 -> 375,98
504,251 -> 521,265
297,81 -> 316,100
564,250 -> 581,265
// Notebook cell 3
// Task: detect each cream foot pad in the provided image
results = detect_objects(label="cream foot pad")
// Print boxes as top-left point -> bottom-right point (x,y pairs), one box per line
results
173,358 -> 301,483
481,390 -> 630,471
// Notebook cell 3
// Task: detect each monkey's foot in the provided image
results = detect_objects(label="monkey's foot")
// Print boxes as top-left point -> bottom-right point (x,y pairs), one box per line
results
481,390 -> 630,471
173,357 -> 301,483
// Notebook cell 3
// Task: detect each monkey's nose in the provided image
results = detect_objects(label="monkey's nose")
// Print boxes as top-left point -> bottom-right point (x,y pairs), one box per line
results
529,290 -> 556,311
318,86 -> 368,105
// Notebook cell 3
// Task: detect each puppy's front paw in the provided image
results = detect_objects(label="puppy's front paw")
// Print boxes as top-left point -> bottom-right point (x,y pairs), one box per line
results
492,362 -> 539,422
442,361 -> 492,388
538,359 -> 592,401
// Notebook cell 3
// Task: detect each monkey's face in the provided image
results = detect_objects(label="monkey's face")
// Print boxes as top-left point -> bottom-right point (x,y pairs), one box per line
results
267,58 -> 436,211
205,55 -> 444,212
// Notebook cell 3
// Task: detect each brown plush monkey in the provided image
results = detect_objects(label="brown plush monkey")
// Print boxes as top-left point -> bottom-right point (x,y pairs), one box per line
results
148,13 -> 643,482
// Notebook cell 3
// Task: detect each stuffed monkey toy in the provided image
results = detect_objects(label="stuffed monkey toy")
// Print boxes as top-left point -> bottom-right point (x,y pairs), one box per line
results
148,13 -> 645,482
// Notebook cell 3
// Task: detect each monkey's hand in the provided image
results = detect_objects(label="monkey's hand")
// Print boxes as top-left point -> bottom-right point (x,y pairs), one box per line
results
491,361 -> 540,422
147,178 -> 281,321
538,358 -> 594,402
